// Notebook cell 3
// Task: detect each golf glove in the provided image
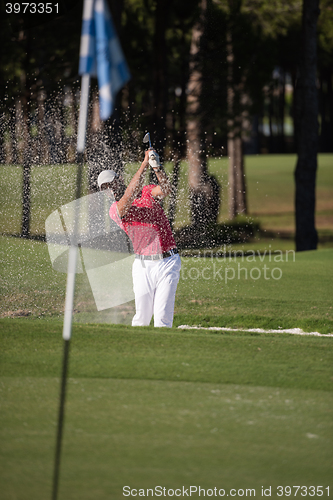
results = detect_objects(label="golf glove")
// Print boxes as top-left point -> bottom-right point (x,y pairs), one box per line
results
148,150 -> 161,171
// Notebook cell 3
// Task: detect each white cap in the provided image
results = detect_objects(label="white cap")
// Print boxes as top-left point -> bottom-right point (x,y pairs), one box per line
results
97,170 -> 117,189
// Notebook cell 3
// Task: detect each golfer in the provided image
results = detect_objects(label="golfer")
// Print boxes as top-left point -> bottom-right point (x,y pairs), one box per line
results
97,149 -> 181,328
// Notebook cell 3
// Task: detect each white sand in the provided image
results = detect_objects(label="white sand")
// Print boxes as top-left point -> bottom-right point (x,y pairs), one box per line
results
178,325 -> 333,337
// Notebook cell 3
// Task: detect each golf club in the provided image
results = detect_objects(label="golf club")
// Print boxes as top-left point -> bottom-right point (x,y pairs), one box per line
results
143,132 -> 152,149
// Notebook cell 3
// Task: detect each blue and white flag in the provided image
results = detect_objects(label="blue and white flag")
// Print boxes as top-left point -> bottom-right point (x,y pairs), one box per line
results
79,0 -> 131,121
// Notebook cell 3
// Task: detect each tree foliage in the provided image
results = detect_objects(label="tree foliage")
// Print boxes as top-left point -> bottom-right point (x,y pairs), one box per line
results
0,0 -> 332,238
1,0 -> 332,155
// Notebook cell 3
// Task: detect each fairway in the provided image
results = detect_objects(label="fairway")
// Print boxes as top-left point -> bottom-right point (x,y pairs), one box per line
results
1,322 -> 333,500
1,0 -> 333,492
1,154 -> 332,499
1,154 -> 332,243
1,236 -> 332,333
0,240 -> 333,499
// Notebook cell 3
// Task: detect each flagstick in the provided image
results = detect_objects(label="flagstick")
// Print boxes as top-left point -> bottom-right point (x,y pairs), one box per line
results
51,337 -> 70,500
52,73 -> 90,500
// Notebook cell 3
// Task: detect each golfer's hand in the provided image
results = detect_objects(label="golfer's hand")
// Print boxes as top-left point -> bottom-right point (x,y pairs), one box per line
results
148,149 -> 161,171
143,149 -> 150,166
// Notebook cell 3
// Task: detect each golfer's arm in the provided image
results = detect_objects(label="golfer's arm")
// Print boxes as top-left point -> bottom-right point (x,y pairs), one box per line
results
117,159 -> 149,218
151,167 -> 172,198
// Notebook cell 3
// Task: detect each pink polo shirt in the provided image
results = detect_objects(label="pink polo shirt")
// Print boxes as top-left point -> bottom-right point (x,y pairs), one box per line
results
109,185 -> 176,255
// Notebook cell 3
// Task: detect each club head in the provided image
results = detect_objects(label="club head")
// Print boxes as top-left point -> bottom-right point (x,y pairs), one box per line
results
143,132 -> 152,149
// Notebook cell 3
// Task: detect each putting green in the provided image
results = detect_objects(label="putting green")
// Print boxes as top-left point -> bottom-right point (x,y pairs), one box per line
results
1,376 -> 332,500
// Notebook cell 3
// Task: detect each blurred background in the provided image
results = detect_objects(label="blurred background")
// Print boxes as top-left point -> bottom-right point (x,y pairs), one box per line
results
0,0 -> 332,250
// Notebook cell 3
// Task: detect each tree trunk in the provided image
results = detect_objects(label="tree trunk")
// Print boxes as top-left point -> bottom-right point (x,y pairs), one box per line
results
37,90 -> 49,164
87,90 -> 105,192
0,114 -> 5,164
268,83 -> 274,153
66,88 -> 77,163
21,29 -> 32,238
152,0 -> 169,158
294,0 -> 319,251
227,29 -> 247,219
9,107 -> 18,164
187,0 -> 220,228
168,22 -> 188,231
329,68 -> 333,152
168,157 -> 181,230
278,69 -> 286,153
319,68 -> 333,152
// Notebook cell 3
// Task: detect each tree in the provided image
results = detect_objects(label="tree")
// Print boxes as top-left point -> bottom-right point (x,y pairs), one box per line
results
216,0 -> 284,219
186,0 -> 220,228
0,1 -> 82,236
226,1 -> 247,219
294,0 -> 320,251
1,0 -> 332,244
21,29 -> 33,238
317,0 -> 333,151
152,0 -> 170,156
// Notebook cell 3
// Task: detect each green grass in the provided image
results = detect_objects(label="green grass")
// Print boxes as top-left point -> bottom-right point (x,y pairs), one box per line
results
175,248 -> 333,334
1,321 -> 332,390
0,321 -> 332,499
1,154 -> 332,242
0,235 -> 67,318
1,236 -> 332,333
1,155 -> 333,499
0,237 -> 332,498
163,153 -> 333,239
0,164 -> 88,236
209,154 -> 333,232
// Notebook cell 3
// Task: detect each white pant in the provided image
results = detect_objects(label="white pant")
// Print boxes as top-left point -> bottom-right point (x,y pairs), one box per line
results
131,253 -> 181,328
